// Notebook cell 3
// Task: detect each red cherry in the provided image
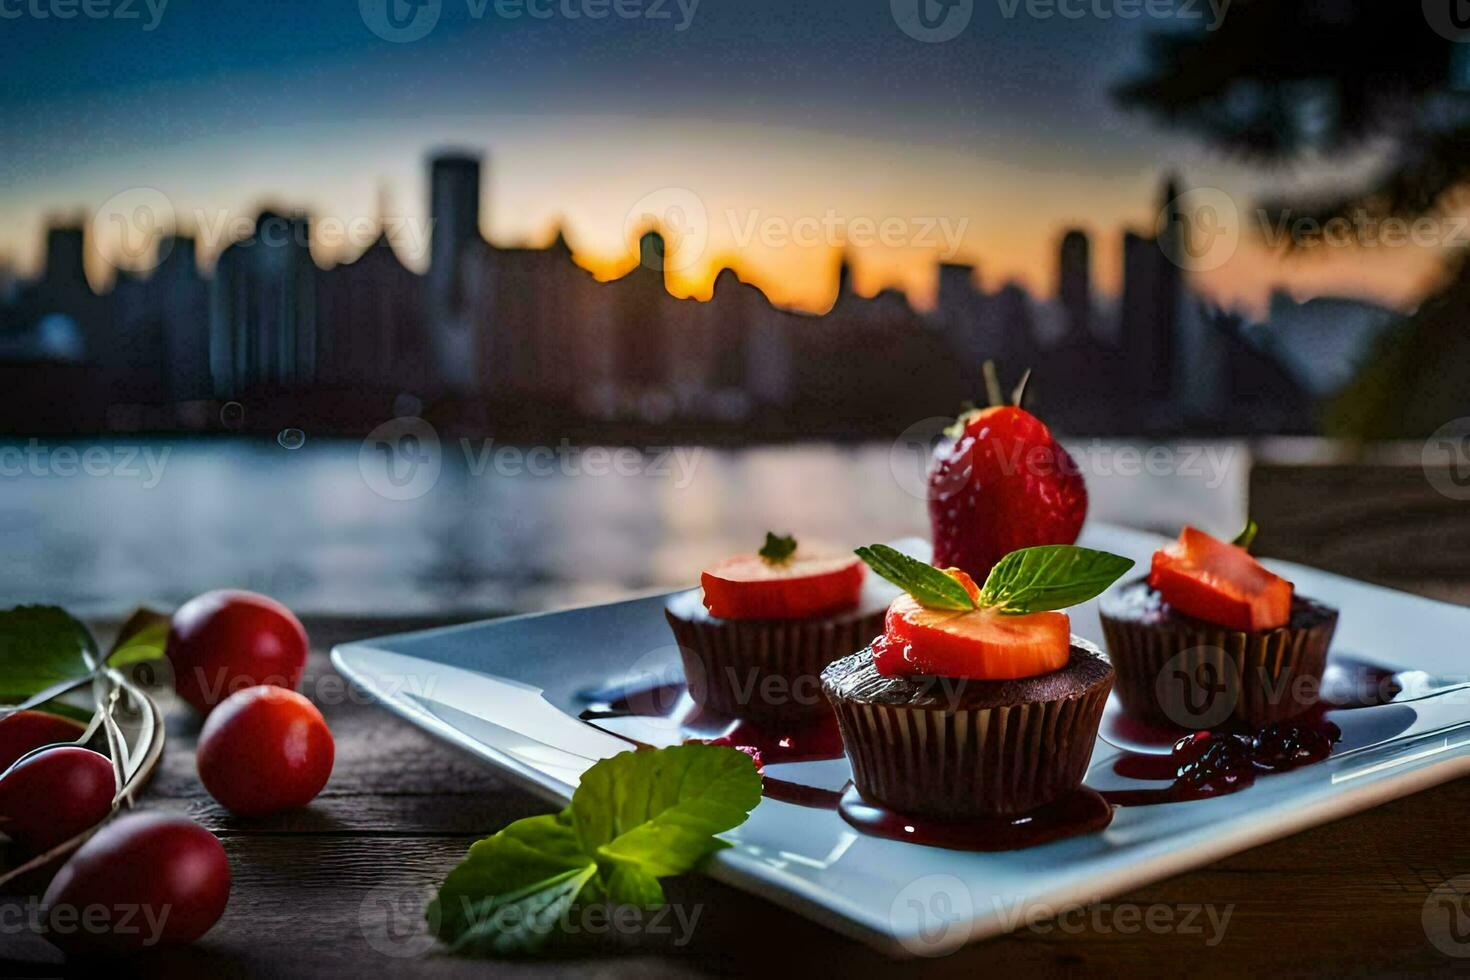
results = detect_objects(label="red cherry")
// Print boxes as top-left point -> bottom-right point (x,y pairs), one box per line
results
701,553 -> 864,620
197,686 -> 334,817
0,746 -> 115,853
167,590 -> 308,714
929,405 -> 1087,581
0,710 -> 87,771
42,813 -> 229,952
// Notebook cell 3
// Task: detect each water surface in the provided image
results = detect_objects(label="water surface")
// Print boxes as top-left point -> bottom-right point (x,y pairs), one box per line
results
0,436 -> 1246,616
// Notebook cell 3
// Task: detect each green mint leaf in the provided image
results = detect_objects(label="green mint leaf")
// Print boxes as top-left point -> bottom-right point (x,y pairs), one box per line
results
978,546 -> 1134,615
449,864 -> 598,956
598,864 -> 665,907
1232,520 -> 1260,552
854,544 -> 976,611
571,744 -> 762,877
758,532 -> 797,564
107,607 -> 171,667
430,744 -> 760,958
0,606 -> 99,704
430,813 -> 592,947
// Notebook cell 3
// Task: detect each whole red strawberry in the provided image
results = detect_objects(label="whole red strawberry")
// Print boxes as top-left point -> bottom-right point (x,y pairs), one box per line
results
928,404 -> 1087,580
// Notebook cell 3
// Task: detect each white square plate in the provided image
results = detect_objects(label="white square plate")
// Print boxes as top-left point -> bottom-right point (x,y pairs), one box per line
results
332,524 -> 1470,956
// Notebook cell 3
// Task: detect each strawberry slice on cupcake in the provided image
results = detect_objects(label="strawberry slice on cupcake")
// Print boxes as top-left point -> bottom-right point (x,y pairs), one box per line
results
700,533 -> 866,620
665,533 -> 888,720
1146,524 -> 1292,632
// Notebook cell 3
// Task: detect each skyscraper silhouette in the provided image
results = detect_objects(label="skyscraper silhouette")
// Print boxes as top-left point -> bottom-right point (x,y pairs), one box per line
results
610,231 -> 671,395
1119,177 -> 1184,408
428,152 -> 484,393
209,212 -> 318,397
318,226 -> 427,395
1058,229 -> 1091,340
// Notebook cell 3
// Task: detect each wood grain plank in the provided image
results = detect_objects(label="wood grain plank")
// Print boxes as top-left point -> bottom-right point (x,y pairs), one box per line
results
3,827 -> 1460,978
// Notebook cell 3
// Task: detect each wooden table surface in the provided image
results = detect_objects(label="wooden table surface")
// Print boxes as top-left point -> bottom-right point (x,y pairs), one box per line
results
4,613 -> 1469,978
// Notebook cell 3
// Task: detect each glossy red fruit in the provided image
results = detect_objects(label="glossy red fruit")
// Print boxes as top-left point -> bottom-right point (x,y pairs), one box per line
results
929,405 -> 1087,581
0,710 -> 87,771
197,686 -> 334,817
167,590 -> 308,714
874,596 -> 1071,680
42,813 -> 229,952
0,746 -> 114,853
701,553 -> 864,620
1149,526 -> 1293,632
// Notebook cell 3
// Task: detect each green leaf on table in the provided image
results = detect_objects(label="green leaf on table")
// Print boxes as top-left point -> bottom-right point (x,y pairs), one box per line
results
449,864 -> 598,957
431,744 -> 761,957
571,743 -> 762,877
0,605 -> 98,703
597,864 -> 665,907
854,544 -> 976,611
978,545 -> 1135,615
106,607 -> 171,667
29,699 -> 95,724
430,813 -> 591,945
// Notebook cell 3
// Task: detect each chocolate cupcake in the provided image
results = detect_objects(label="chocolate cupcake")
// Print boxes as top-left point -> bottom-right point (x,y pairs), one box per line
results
1100,580 -> 1338,729
1099,525 -> 1339,729
665,534 -> 887,719
821,542 -> 1133,820
824,638 -> 1113,818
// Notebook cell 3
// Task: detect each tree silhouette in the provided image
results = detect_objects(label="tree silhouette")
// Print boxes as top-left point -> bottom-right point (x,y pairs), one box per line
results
1116,1 -> 1470,438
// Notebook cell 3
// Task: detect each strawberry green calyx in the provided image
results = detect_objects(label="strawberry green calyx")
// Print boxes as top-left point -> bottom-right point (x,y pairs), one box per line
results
943,362 -> 1036,438
758,532 -> 798,565
1232,519 -> 1260,552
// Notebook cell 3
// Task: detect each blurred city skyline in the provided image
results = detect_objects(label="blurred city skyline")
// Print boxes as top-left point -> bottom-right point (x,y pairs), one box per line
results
0,0 -> 1451,316
5,146 -> 1387,442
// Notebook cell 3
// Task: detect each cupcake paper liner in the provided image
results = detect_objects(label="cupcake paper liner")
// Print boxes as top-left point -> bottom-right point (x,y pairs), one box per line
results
665,608 -> 886,719
826,681 -> 1113,818
1099,606 -> 1338,730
